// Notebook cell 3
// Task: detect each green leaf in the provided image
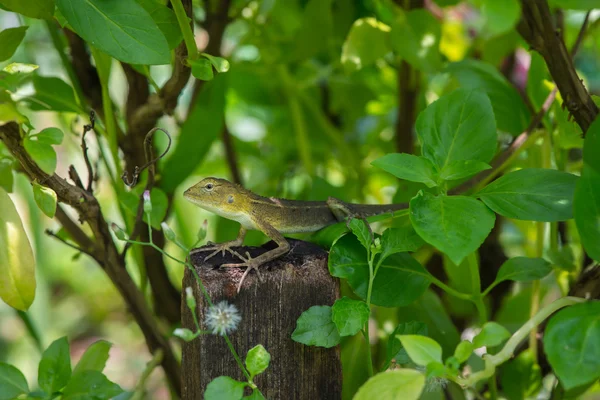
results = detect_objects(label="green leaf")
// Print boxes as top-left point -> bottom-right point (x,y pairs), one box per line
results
548,0 -> 600,9
390,9 -> 441,73
546,246 -> 576,272
73,340 -> 112,375
291,0 -> 332,61
397,335 -> 442,366
0,0 -> 54,19
329,234 -> 431,307
243,389 -> 266,400
161,74 -> 226,193
33,182 -> 57,218
341,17 -> 391,71
472,322 -> 510,348
245,345 -> 270,379
0,188 -> 36,311
331,297 -> 370,336
410,192 -> 495,265
416,89 -> 497,169
203,53 -> 230,73
379,226 -> 425,261
371,153 -> 437,187
385,321 -> 428,367
453,340 -> 473,363
292,305 -> 341,348
348,218 -> 372,251
0,99 -> 30,126
0,363 -> 28,400
446,60 -> 530,135
544,301 -> 600,390
0,159 -> 14,193
56,0 -> 170,65
439,160 -> 491,182
190,58 -> 214,81
476,168 -> 578,222
23,138 -> 56,175
0,27 -> 28,62
135,0 -> 182,49
38,336 -> 72,393
205,376 -> 247,400
583,112 -> 600,175
62,370 -> 123,400
35,127 -> 64,145
480,0 -> 521,37
354,369 -> 425,400
500,349 -> 542,400
493,257 -> 553,284
25,75 -> 81,113
574,166 -> 600,262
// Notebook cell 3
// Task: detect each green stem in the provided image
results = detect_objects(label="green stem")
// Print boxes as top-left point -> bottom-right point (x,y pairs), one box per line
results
361,329 -> 374,377
454,297 -> 585,387
131,349 -> 164,400
224,335 -> 252,382
16,311 -> 43,353
171,0 -> 198,60
363,250 -> 376,377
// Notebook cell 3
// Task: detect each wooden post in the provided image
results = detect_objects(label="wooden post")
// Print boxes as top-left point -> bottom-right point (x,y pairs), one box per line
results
181,239 -> 342,399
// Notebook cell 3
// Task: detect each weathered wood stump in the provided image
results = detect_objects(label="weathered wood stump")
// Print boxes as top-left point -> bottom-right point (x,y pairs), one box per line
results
181,239 -> 342,399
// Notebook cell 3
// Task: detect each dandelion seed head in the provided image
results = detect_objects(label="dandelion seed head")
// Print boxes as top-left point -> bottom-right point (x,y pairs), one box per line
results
205,301 -> 242,336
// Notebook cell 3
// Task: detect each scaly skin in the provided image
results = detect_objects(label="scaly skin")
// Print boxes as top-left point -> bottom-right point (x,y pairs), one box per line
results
184,177 -> 406,292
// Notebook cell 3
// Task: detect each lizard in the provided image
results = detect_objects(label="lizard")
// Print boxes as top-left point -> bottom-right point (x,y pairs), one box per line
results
183,177 -> 408,292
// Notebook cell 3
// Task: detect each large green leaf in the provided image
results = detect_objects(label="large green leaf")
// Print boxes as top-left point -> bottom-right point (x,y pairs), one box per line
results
476,168 -> 578,222
56,0 -> 170,65
493,257 -> 553,284
390,9 -> 441,73
160,74 -> 227,193
410,192 -> 495,265
354,369 -> 425,400
574,166 -> 600,262
62,370 -> 123,400
73,340 -> 112,375
548,0 -> 600,9
544,302 -> 600,390
135,0 -> 182,49
0,0 -> 54,19
0,27 -> 28,62
291,305 -> 341,348
38,337 -> 72,393
0,188 -> 36,311
332,297 -> 370,336
446,60 -> 530,135
480,0 -> 521,37
25,75 -> 81,113
0,363 -> 28,400
416,88 -> 497,169
371,153 -> 437,187
341,17 -> 391,71
329,234 -> 431,307
23,137 -> 56,175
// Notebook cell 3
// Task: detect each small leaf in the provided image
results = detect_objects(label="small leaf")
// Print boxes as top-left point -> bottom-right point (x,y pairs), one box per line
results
0,159 -> 14,193
472,322 -> 510,348
0,0 -> 55,19
371,153 -> 437,187
341,17 -> 391,71
397,335 -> 442,366
243,389 -> 266,400
493,257 -> 552,284
348,218 -> 372,251
379,226 -> 425,261
33,183 -> 57,218
0,363 -> 28,400
354,369 -> 425,400
23,138 -> 56,175
3,62 -> 38,74
36,127 -> 64,145
292,305 -> 341,348
544,302 -> 600,390
245,345 -> 270,379
62,370 -> 123,400
410,192 -> 495,265
439,160 -> 491,181
453,340 -> 473,363
38,336 -> 72,393
0,26 -> 28,62
56,0 -> 170,65
476,168 -> 578,222
73,340 -> 112,375
331,297 -> 370,336
204,376 -> 247,400
190,58 -> 214,81
0,188 -> 36,311
385,321 -> 428,367
173,328 -> 197,342
203,53 -> 230,73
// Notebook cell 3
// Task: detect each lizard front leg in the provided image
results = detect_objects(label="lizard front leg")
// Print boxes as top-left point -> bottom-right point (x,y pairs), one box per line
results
190,227 -> 247,262
220,219 -> 290,293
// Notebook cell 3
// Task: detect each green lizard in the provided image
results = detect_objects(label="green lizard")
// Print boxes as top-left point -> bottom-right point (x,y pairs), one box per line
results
184,177 -> 407,292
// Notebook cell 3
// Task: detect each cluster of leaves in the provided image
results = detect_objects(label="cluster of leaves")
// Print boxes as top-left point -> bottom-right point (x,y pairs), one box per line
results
0,337 -> 123,400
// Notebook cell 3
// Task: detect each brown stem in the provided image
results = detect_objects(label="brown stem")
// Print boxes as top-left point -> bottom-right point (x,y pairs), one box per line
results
395,60 -> 419,153
222,125 -> 242,184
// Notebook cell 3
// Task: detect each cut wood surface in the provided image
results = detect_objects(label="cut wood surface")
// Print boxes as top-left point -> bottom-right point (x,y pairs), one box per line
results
181,239 -> 342,399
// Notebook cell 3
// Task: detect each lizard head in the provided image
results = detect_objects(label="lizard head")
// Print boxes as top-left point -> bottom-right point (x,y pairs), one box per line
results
184,177 -> 250,216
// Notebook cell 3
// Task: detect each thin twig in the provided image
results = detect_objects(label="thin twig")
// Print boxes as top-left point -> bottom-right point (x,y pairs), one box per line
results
45,229 -> 95,258
81,110 -> 96,192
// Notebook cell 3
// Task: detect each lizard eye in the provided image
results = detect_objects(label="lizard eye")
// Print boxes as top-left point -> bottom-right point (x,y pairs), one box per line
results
205,183 -> 214,190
